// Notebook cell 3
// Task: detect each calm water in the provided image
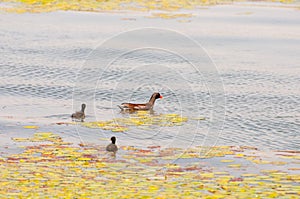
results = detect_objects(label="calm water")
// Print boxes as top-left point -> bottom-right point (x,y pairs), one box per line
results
0,4 -> 299,151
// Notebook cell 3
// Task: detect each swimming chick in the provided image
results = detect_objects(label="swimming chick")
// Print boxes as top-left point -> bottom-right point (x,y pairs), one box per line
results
106,136 -> 118,153
71,103 -> 86,122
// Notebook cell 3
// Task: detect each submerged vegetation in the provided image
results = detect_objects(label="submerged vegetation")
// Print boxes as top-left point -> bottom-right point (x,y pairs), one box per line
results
1,0 -> 296,16
0,132 -> 299,198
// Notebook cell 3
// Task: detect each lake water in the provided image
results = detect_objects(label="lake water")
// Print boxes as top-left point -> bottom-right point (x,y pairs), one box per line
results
0,3 -> 299,153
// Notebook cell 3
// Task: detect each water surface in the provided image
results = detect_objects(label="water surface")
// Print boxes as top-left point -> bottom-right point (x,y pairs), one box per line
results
0,4 -> 299,152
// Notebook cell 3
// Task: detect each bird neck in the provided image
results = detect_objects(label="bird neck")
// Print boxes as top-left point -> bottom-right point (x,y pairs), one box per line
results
148,95 -> 157,105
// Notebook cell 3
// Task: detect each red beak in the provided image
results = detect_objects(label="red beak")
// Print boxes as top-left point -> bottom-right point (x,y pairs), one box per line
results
160,95 -> 163,99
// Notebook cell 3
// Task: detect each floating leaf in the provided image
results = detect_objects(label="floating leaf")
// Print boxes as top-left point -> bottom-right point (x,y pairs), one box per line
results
23,125 -> 39,129
11,137 -> 30,142
220,159 -> 234,163
228,164 -> 242,168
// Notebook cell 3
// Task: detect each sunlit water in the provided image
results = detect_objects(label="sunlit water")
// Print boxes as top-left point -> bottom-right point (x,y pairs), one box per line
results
0,4 -> 299,152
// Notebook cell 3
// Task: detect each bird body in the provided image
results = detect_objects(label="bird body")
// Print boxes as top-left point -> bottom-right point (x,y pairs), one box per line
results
71,104 -> 86,122
118,93 -> 162,111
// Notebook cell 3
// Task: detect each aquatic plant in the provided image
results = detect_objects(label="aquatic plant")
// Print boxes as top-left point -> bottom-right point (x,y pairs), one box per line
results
69,112 -> 189,132
1,0 -> 296,17
1,132 -> 299,198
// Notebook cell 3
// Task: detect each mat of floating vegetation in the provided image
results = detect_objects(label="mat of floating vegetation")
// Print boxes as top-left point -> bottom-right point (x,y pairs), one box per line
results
1,0 -> 296,16
75,113 -> 189,132
1,132 -> 299,198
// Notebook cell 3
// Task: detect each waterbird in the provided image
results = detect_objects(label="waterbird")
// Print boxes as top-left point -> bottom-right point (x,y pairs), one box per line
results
118,92 -> 163,111
106,136 -> 118,153
71,103 -> 86,122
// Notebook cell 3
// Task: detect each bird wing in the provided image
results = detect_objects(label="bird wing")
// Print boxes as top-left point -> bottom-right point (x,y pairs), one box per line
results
120,103 -> 149,110
133,104 -> 148,110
